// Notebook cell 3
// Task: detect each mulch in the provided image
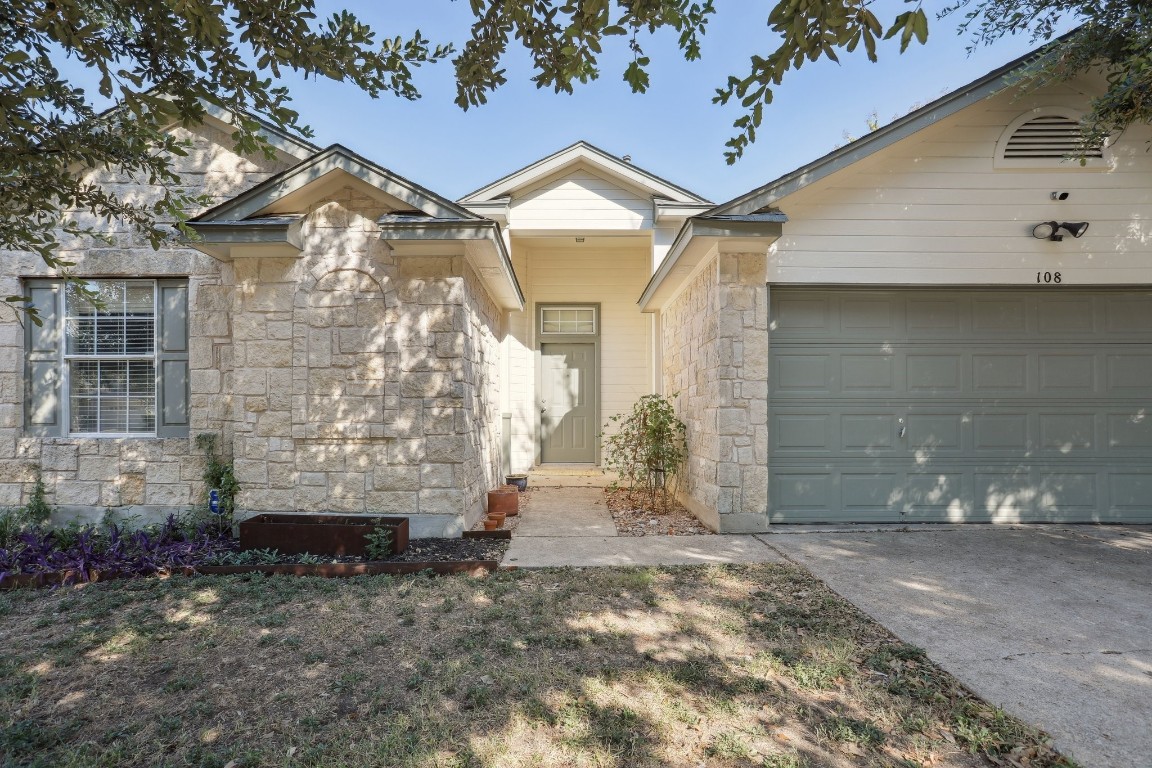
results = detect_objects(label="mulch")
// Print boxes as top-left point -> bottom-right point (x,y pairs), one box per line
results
603,486 -> 713,536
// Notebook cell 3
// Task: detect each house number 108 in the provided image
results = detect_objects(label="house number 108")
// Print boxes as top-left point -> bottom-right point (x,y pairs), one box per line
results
1037,271 -> 1062,284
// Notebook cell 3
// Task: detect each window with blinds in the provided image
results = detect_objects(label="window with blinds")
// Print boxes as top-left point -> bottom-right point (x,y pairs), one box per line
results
64,280 -> 157,434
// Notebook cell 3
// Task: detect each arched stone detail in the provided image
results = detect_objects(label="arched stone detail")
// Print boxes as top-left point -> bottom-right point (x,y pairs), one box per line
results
291,266 -> 396,441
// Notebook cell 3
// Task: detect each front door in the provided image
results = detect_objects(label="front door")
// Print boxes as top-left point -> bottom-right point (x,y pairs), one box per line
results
540,342 -> 597,463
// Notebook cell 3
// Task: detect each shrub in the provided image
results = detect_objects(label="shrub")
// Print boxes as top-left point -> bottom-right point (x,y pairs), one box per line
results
194,433 -> 239,534
601,394 -> 687,513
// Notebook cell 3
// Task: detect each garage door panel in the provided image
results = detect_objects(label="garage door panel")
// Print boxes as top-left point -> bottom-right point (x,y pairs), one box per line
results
1038,413 -> 1096,454
972,297 -> 1027,333
773,472 -> 834,515
1105,297 -> 1152,334
775,354 -> 831,392
769,288 -> 1152,523
841,354 -> 894,391
1109,474 -> 1152,520
774,414 -> 831,451
972,413 -> 1031,451
1036,297 -> 1097,334
907,354 -> 963,391
900,472 -> 969,522
1035,472 -> 1098,515
1038,354 -> 1096,391
841,414 -> 897,451
840,298 -> 894,331
1106,355 -> 1152,390
908,298 -> 964,333
1106,413 -> 1152,450
842,473 -> 900,513
774,296 -> 832,334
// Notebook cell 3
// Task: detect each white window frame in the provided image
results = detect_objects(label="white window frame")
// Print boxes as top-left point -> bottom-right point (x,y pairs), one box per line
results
61,279 -> 159,438
539,305 -> 598,336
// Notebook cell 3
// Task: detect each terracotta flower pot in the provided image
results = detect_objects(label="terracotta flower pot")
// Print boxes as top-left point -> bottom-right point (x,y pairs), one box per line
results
487,488 -> 519,517
483,518 -> 500,531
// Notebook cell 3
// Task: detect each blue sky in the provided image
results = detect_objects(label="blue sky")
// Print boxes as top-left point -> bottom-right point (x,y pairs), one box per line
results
272,3 -> 1056,204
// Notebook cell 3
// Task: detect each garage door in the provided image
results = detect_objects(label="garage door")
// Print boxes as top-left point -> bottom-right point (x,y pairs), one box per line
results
769,288 -> 1152,523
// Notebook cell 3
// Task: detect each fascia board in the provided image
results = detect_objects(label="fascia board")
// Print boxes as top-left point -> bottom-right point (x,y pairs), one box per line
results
460,141 -> 710,204
193,146 -> 475,223
380,219 -> 524,311
185,218 -> 303,260
200,103 -> 319,160
709,37 -> 1073,216
638,216 -> 784,312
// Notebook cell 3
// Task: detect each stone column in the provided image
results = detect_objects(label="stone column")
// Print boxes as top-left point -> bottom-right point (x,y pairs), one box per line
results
713,249 -> 769,532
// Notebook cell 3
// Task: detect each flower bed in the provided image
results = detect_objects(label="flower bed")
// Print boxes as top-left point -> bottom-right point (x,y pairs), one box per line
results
0,515 -> 233,589
0,521 -> 510,588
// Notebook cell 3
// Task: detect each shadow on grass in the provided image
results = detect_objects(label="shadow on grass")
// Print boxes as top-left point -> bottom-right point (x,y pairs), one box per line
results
0,564 -> 1074,768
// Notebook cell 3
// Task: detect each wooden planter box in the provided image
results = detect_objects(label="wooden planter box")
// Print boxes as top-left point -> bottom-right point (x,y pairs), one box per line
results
238,514 -> 409,557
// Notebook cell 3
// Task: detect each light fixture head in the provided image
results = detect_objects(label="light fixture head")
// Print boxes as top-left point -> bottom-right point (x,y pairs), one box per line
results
1060,221 -> 1089,238
1032,221 -> 1089,241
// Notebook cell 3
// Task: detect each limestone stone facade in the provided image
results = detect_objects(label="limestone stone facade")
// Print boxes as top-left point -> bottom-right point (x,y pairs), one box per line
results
2,122 -> 507,535
660,251 -> 769,533
0,121 -> 295,524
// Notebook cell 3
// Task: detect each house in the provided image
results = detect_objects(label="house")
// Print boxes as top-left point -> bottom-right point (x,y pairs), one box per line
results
3,43 -> 1150,534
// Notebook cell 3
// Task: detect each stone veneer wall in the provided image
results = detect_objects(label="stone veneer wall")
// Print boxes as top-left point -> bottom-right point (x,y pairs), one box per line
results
660,251 -> 769,532
460,262 -> 505,520
227,188 -> 504,536
0,126 -> 506,535
0,122 -> 293,523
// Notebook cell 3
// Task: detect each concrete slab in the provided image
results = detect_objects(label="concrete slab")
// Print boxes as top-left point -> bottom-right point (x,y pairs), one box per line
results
503,533 -> 785,568
513,486 -> 617,537
761,526 -> 1152,768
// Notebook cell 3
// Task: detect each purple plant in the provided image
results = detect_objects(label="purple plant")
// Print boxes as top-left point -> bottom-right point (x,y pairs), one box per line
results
0,514 -> 235,587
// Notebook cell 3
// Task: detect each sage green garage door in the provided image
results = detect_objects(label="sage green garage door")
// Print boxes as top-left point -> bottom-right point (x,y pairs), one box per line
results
769,289 -> 1152,523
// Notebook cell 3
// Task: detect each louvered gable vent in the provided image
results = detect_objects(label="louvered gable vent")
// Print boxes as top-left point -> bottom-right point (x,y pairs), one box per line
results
1003,114 -> 1103,159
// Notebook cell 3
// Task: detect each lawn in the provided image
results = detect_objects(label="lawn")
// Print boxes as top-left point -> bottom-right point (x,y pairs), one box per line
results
0,564 -> 1073,768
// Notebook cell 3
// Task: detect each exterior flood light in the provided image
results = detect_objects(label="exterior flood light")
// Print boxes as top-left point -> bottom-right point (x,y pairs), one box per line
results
1032,221 -> 1089,241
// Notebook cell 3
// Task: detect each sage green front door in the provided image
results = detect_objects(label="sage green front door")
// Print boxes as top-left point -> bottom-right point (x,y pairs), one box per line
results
540,342 -> 597,463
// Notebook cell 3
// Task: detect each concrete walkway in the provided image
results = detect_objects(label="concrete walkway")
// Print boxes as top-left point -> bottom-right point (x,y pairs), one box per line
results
502,486 -> 784,567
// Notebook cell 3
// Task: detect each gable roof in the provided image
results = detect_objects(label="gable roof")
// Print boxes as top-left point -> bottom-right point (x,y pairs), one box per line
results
199,102 -> 320,161
459,140 -> 711,205
187,144 -> 524,310
707,32 -> 1076,216
190,143 -> 482,223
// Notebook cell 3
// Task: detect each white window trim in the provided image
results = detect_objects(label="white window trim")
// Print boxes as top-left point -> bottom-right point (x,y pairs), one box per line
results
60,279 -> 159,438
539,305 -> 598,336
994,106 -> 1113,170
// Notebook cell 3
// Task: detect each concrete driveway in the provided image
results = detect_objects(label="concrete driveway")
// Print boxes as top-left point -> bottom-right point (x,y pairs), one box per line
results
762,526 -> 1152,768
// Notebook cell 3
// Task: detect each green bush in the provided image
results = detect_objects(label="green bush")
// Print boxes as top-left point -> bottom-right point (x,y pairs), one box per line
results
601,394 -> 687,513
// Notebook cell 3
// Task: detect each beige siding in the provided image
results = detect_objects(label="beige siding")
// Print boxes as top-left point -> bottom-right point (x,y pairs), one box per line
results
509,168 -> 653,231
769,81 -> 1152,285
504,243 -> 653,466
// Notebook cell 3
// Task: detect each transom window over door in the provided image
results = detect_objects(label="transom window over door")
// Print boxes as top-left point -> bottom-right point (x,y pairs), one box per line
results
540,306 -> 596,335
65,280 -> 157,434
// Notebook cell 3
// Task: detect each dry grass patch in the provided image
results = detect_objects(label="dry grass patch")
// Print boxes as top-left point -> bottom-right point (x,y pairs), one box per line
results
0,564 -> 1076,767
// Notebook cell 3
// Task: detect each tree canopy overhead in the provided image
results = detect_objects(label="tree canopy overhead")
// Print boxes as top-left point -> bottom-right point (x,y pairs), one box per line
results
2,0 -> 1149,295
